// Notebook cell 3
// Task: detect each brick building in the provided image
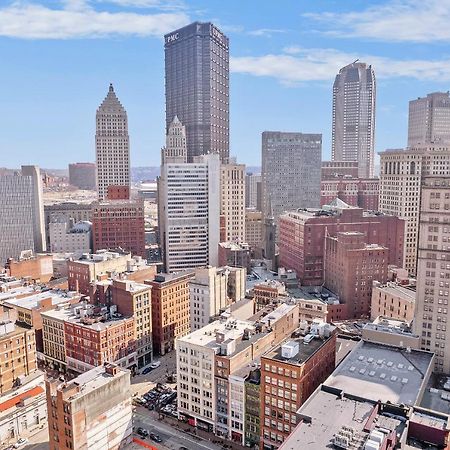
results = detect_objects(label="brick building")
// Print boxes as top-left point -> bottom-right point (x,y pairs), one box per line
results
92,198 -> 146,258
6,254 -> 53,283
278,200 -> 404,286
260,329 -> 336,450
146,271 -> 193,355
218,242 -> 251,271
321,161 -> 359,180
46,363 -> 132,450
68,251 -> 156,295
0,321 -> 36,393
324,232 -> 389,319
320,178 -> 379,210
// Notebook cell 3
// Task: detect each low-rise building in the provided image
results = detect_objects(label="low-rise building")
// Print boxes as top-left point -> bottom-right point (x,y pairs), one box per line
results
68,250 -> 156,295
6,253 -> 53,283
218,242 -> 251,270
46,363 -> 132,450
260,328 -> 336,450
371,280 -> 416,322
49,218 -> 92,253
147,271 -> 193,355
253,281 -> 286,311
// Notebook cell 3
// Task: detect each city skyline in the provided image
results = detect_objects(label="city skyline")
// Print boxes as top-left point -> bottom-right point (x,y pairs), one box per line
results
2,0 -> 450,169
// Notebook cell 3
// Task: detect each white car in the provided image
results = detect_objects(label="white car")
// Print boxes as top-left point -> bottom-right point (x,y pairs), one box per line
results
150,361 -> 161,369
14,438 -> 28,448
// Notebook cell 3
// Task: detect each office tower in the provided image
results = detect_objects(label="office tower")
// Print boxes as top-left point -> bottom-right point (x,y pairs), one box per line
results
220,161 -> 246,243
0,166 -> 46,263
68,162 -> 96,190
332,62 -> 376,178
379,143 -> 450,275
164,22 -> 229,163
414,176 -> 450,373
261,131 -> 322,221
46,363 -> 132,450
408,92 -> 450,146
161,115 -> 187,164
245,173 -> 261,209
95,84 -> 130,200
158,152 -> 221,273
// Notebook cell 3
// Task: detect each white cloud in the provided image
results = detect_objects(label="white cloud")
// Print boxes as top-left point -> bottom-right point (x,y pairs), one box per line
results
305,0 -> 450,43
0,1 -> 189,39
99,0 -> 186,10
247,28 -> 286,37
231,47 -> 450,85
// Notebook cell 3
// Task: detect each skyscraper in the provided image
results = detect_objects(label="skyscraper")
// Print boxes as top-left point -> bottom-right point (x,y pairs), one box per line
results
158,151 -> 221,273
0,165 -> 46,263
261,131 -> 322,221
413,175 -> 450,373
408,92 -> 450,146
332,62 -> 376,178
96,84 -> 130,201
164,22 -> 229,163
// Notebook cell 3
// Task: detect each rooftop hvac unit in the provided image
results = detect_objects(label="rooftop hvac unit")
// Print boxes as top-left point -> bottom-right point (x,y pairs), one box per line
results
364,439 -> 380,450
281,341 -> 299,359
334,435 -> 350,449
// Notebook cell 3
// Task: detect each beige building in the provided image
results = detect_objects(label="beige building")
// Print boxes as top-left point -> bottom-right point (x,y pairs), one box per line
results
414,176 -> 450,373
363,317 -> 420,349
245,209 -> 263,252
371,281 -> 416,322
379,143 -> 450,274
220,161 -> 246,243
42,309 -> 67,371
46,363 -> 132,450
49,218 -> 91,253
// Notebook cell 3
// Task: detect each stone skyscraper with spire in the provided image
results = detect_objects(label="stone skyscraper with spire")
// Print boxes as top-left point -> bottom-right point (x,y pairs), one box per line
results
95,84 -> 130,201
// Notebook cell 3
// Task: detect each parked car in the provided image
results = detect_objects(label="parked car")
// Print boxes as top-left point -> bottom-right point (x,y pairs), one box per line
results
137,427 -> 149,438
150,433 -> 162,443
13,439 -> 28,448
150,361 -> 161,369
142,367 -> 152,375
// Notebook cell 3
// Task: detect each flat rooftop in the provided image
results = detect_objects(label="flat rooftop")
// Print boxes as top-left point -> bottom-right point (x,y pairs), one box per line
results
326,340 -> 434,406
62,364 -> 128,399
420,373 -> 450,415
374,282 -> 416,301
3,290 -> 80,310
279,387 -> 406,450
264,334 -> 332,366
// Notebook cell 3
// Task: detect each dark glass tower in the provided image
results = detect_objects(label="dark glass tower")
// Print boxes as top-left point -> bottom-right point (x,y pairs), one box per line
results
164,22 -> 229,163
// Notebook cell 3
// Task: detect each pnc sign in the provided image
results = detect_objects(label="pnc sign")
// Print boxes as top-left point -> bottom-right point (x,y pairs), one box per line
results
166,33 -> 179,44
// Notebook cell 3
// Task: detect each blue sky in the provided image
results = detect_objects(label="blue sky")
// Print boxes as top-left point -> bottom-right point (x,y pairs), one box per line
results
1,0 -> 450,169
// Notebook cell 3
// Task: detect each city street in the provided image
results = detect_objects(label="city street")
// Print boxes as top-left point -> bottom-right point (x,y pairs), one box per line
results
133,409 -> 223,450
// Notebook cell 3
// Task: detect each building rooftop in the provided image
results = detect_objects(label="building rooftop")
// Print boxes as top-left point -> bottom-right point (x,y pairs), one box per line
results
279,387 -> 407,450
325,340 -> 434,406
3,289 -> 80,310
364,316 -> 415,336
61,363 -> 129,400
151,270 -> 194,285
0,321 -> 31,338
72,250 -> 130,265
263,333 -> 333,366
373,281 -> 416,302
420,373 -> 450,415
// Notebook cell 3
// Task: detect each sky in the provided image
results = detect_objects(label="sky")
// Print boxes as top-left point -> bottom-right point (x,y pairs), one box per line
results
1,0 -> 450,169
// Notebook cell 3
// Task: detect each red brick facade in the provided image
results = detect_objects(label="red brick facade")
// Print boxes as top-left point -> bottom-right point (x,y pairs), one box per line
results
321,178 -> 379,210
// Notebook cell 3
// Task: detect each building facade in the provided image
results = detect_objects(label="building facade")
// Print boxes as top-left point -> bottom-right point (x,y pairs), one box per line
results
278,201 -> 405,286
147,272 -> 193,355
158,153 -> 220,272
165,22 -> 229,163
321,160 -> 359,180
46,363 -> 132,450
49,218 -> 92,253
379,144 -> 450,274
245,209 -> 263,253
221,161 -> 246,243
0,166 -> 45,263
324,232 -> 389,319
414,176 -> 450,373
408,92 -> 450,147
68,162 -> 96,190
262,131 -> 322,221
95,84 -> 130,201
332,62 -> 376,178
246,173 -> 261,209
371,281 -> 416,322
92,198 -> 146,258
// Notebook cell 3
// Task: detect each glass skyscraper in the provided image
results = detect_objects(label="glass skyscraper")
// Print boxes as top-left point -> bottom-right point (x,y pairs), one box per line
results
164,22 -> 230,163
332,62 -> 376,179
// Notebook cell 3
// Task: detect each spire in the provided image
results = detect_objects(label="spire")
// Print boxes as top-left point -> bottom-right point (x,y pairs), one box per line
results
109,83 -> 114,93
97,83 -> 126,115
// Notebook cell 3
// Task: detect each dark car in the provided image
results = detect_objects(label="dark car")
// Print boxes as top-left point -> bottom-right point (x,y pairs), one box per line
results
179,447 -> 188,450
150,433 -> 162,443
137,427 -> 149,437
142,367 -> 152,375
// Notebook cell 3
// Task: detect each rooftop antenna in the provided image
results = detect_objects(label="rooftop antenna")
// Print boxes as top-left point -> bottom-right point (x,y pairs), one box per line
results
352,59 -> 359,64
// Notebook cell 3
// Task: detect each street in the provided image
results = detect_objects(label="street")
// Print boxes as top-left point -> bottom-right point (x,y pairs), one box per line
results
133,408 -> 223,450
